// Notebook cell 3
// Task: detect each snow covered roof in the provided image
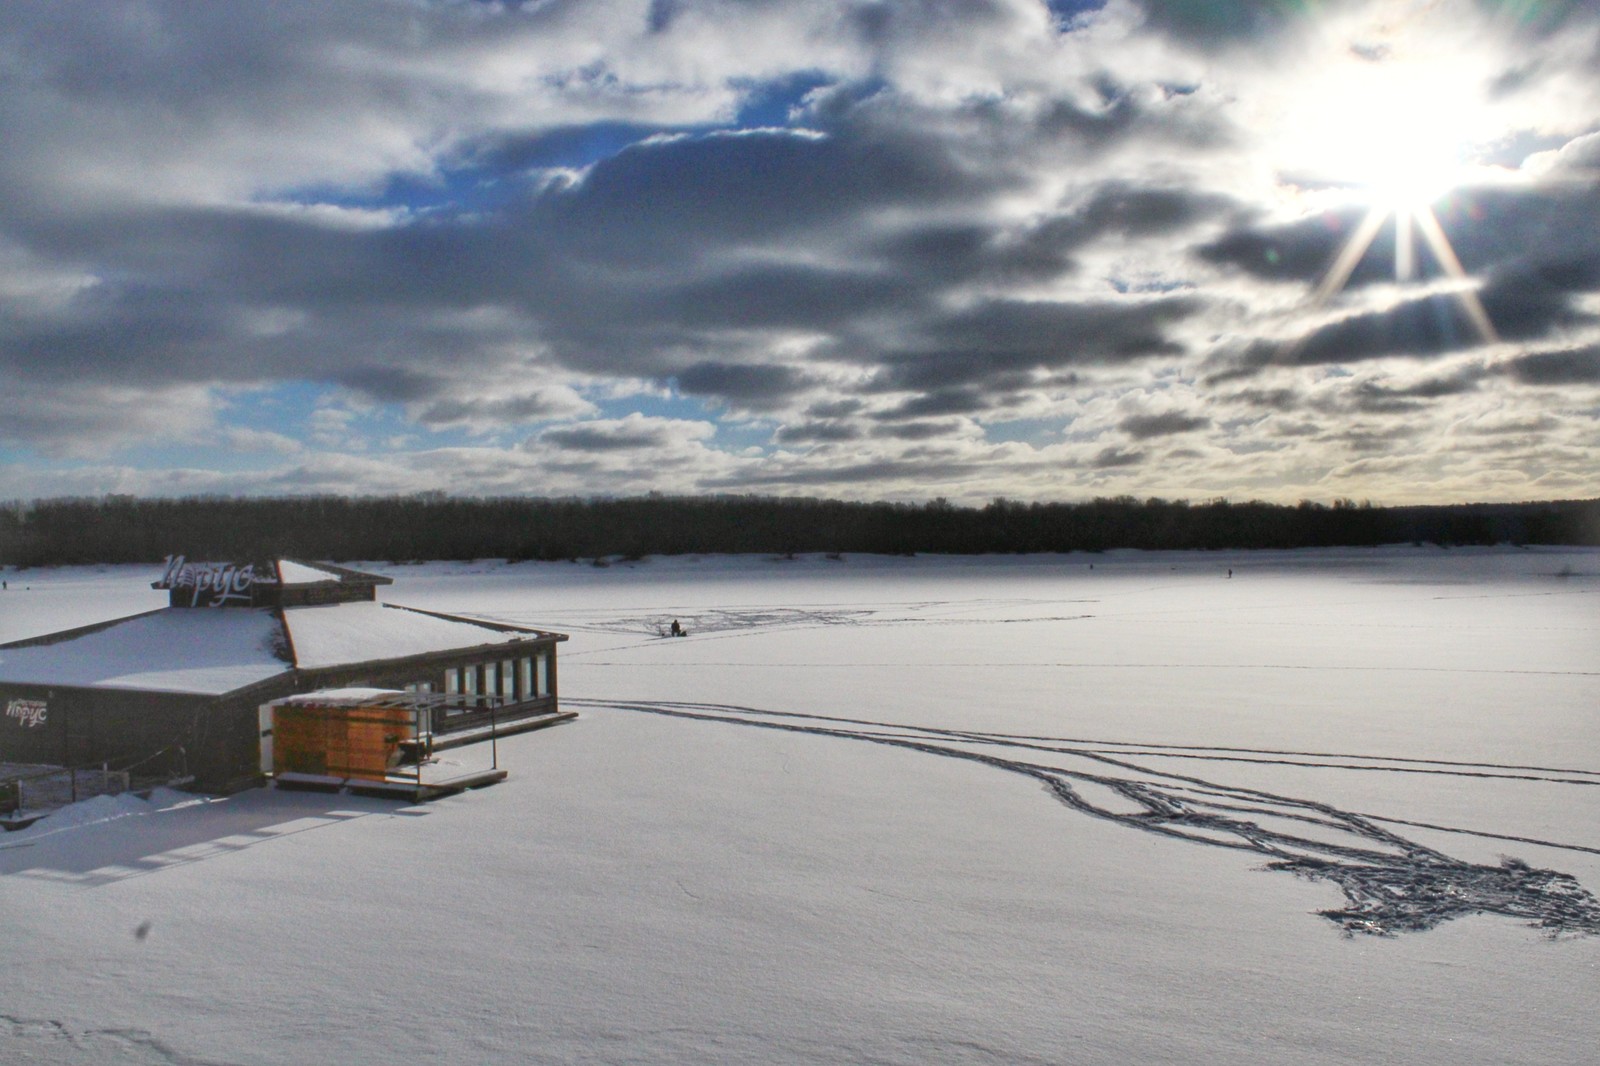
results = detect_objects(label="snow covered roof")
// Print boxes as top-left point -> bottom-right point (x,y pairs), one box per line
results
283,603 -> 536,670
275,560 -> 393,588
0,591 -> 556,696
272,687 -> 406,705
0,609 -> 289,695
277,560 -> 345,585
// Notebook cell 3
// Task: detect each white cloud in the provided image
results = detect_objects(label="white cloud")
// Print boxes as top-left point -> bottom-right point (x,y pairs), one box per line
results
222,428 -> 305,456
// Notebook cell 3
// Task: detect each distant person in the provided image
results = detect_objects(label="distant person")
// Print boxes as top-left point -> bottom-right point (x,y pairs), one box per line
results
1227,569 -> 1232,579
670,619 -> 683,637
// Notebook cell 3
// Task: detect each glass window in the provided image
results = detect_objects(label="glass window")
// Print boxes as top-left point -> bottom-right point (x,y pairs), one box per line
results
535,650 -> 549,696
519,658 -> 532,699
444,668 -> 460,694
484,662 -> 498,698
500,660 -> 515,698
464,666 -> 477,695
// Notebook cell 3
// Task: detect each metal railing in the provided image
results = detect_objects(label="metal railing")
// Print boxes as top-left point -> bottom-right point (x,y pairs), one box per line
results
0,763 -> 131,817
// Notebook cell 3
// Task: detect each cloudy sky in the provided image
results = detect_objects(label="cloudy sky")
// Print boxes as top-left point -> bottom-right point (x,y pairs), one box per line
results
1,0 -> 1597,504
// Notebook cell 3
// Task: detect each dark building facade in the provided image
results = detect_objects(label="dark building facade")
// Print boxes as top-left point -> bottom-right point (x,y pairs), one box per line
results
0,560 -> 567,794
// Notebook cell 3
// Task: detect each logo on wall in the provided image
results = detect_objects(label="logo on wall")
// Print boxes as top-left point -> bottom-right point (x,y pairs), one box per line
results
5,699 -> 48,729
155,555 -> 279,607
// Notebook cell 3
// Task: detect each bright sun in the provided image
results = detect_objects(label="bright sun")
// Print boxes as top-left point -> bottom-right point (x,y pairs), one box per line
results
1308,56 -> 1477,211
1269,6 -> 1501,345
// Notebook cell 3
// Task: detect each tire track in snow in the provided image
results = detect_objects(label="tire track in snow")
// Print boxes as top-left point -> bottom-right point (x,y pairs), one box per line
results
0,1013 -> 233,1065
569,698 -> 1600,938
557,600 -> 1098,656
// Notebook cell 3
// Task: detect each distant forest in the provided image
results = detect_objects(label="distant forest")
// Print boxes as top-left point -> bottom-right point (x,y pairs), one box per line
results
1,494 -> 1597,568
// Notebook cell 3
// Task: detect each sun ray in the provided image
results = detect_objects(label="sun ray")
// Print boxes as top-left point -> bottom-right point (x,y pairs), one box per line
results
1299,198 -> 1499,352
1312,205 -> 1389,306
1284,194 -> 1501,364
1414,204 -> 1500,344
1265,2 -> 1521,361
1395,207 -> 1415,282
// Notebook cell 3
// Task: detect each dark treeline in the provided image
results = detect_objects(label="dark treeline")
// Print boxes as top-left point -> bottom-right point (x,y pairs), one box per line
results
0,494 -> 1596,568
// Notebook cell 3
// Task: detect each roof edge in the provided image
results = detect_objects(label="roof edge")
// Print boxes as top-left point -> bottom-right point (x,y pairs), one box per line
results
0,608 -> 170,651
378,602 -> 563,638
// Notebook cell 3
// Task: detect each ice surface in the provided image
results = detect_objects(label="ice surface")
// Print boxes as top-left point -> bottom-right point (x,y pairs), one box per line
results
0,563 -> 167,644
1,546 -> 1597,1064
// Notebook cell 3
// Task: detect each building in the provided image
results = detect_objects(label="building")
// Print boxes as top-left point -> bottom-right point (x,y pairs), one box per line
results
0,559 -> 568,795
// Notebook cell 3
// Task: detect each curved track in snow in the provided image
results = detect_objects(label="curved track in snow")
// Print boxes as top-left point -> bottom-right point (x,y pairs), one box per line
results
569,697 -> 1600,938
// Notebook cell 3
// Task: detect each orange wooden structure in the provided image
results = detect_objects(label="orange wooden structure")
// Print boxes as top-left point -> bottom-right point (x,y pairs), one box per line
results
271,700 -> 415,781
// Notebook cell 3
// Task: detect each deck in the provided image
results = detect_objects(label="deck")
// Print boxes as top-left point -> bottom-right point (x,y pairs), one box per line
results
273,767 -> 509,801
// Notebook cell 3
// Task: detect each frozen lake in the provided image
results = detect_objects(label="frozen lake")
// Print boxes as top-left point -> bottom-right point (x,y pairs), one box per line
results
1,546 -> 1597,1063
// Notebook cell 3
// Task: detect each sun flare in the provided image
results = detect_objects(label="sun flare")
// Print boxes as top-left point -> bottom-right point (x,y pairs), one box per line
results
1269,5 -> 1503,345
1271,6 -> 1491,210
1303,53 -> 1479,212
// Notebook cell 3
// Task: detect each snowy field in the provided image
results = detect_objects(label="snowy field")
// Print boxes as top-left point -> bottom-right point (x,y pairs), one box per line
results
2,546 -> 1598,1064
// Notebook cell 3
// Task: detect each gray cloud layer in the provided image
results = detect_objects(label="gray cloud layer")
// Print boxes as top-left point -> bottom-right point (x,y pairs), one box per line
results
1,0 -> 1597,504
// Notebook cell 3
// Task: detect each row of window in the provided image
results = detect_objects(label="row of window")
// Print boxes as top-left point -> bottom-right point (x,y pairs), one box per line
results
437,651 -> 551,704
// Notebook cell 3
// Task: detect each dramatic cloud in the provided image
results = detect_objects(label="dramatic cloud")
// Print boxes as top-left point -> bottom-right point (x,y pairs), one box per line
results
1,0 -> 1597,504
536,413 -> 714,454
1498,344 -> 1600,385
1120,411 -> 1211,439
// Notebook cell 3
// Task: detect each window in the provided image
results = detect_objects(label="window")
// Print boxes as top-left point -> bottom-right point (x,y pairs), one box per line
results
500,660 -> 515,698
464,666 -> 478,695
535,650 -> 549,697
444,668 -> 460,694
518,657 -> 532,700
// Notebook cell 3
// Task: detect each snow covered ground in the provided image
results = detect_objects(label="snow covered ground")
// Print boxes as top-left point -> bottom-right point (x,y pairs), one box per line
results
1,546 -> 1597,1064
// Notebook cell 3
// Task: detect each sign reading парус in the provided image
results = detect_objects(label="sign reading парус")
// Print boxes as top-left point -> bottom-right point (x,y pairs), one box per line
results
153,555 -> 279,608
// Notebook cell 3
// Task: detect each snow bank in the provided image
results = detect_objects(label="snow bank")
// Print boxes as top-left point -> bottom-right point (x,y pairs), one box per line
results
7,787 -> 202,837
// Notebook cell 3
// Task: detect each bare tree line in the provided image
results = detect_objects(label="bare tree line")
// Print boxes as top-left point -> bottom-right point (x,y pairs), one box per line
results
0,494 -> 1595,568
